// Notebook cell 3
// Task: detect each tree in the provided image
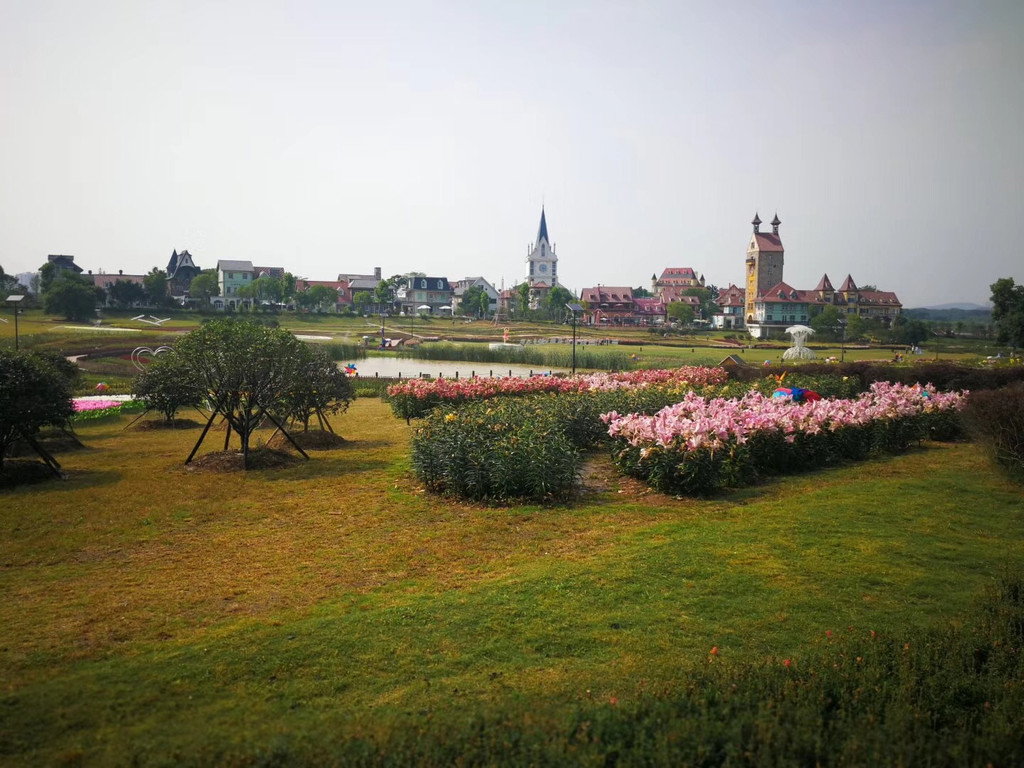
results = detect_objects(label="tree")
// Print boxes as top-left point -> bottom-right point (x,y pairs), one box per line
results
632,286 -> 652,298
279,344 -> 355,432
460,285 -> 491,318
810,305 -> 843,341
131,352 -> 207,423
171,319 -> 308,468
43,274 -> 99,321
0,349 -> 75,475
542,285 -> 575,321
281,272 -> 297,304
683,287 -> 714,321
308,285 -> 339,312
990,278 -> 1024,354
38,262 -> 57,293
889,315 -> 929,346
107,279 -> 146,309
374,279 -> 394,309
0,264 -> 20,294
844,313 -> 867,342
189,270 -> 220,303
516,283 -> 531,317
143,268 -> 169,306
252,275 -> 283,305
666,301 -> 694,326
353,290 -> 372,315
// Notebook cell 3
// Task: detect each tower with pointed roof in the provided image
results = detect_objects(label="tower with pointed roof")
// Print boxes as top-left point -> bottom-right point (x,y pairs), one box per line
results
526,207 -> 558,288
524,207 -> 560,309
744,212 -> 785,323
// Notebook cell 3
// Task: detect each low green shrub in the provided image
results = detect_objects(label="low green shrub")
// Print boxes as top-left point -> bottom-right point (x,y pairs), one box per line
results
410,399 -> 581,503
962,382 -> 1024,481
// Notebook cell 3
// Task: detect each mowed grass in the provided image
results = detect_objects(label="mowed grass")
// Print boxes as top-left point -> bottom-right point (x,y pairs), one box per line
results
2,398 -> 1023,764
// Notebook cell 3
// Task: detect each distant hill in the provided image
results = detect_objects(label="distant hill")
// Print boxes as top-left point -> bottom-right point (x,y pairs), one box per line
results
920,302 -> 990,311
904,306 -> 992,323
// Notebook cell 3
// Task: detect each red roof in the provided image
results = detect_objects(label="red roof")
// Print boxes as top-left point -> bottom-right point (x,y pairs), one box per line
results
753,233 -> 784,252
814,273 -> 835,292
581,286 -> 633,304
757,282 -> 823,305
658,267 -> 698,284
714,284 -> 745,308
858,291 -> 902,306
839,274 -> 858,292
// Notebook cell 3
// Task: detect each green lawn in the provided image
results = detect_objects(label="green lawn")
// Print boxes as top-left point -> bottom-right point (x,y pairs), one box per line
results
1,398 -> 1022,764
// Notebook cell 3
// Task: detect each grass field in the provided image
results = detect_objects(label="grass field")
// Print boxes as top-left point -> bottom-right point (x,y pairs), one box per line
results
2,398 -> 1023,764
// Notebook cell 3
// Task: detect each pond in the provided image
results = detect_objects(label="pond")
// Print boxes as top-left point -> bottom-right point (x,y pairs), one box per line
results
337,356 -> 569,380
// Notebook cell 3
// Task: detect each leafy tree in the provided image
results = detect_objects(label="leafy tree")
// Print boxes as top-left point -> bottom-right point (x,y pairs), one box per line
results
43,274 -> 99,321
353,290 -> 372,314
458,285 -> 483,317
281,272 -> 297,304
171,319 -> 307,467
189,270 -> 220,303
143,268 -> 169,306
252,275 -> 283,304
858,284 -> 878,292
516,282 -> 531,317
667,301 -> 694,326
542,285 -> 575,321
683,287 -> 714,320
809,305 -> 844,341
844,313 -> 867,342
107,279 -> 145,309
990,278 -> 1024,354
0,264 -> 20,294
0,349 -> 75,474
308,285 -> 339,312
632,286 -> 652,298
374,279 -> 394,309
38,262 -> 57,293
890,316 -> 930,346
131,352 -> 207,423
279,344 -> 355,432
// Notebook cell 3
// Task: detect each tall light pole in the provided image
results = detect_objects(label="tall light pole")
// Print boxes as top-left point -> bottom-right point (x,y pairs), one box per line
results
6,295 -> 24,351
566,302 -> 583,375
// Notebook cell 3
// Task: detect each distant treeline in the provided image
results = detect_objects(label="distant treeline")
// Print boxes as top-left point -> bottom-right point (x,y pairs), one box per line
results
904,307 -> 992,323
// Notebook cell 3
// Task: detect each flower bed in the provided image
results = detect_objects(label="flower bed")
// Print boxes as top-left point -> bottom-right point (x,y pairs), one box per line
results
71,396 -> 146,422
603,382 -> 967,496
387,366 -> 728,421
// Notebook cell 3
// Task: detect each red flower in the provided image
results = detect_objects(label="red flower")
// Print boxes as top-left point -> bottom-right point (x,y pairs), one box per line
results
825,630 -> 833,638
710,646 -> 719,656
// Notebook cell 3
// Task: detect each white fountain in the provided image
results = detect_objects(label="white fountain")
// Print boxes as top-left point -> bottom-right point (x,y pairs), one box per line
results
782,325 -> 816,361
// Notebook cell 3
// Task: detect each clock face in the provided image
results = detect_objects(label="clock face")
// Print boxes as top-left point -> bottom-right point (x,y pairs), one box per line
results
538,263 -> 548,274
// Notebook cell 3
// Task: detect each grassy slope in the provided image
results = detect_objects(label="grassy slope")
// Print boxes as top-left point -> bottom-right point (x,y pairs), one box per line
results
1,399 -> 1022,764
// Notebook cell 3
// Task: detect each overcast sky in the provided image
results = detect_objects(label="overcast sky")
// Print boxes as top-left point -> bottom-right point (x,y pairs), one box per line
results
2,0 -> 1022,307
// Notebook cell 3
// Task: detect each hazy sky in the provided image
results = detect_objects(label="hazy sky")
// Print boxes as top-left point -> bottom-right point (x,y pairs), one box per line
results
2,0 -> 1022,307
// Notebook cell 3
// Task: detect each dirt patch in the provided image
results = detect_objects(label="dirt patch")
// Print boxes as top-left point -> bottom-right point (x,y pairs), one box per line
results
267,430 -> 347,451
184,448 -> 304,473
134,418 -> 203,431
0,460 -> 61,488
4,430 -> 86,458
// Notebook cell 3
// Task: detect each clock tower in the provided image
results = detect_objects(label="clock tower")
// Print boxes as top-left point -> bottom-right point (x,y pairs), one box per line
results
526,207 -> 558,291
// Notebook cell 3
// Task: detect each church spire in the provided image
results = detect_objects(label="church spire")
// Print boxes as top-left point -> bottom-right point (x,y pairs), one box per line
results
536,207 -> 549,246
771,213 -> 781,235
752,212 -> 762,233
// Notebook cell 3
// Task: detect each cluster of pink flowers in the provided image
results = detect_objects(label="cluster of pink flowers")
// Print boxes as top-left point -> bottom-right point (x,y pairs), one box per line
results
602,382 -> 967,453
387,366 -> 727,402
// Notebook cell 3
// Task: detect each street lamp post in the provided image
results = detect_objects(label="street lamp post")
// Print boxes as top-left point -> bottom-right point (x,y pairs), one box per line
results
566,302 -> 583,375
6,295 -> 24,351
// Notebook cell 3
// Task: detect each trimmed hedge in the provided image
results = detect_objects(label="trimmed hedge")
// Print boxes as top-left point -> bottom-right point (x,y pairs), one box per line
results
963,382 -> 1024,481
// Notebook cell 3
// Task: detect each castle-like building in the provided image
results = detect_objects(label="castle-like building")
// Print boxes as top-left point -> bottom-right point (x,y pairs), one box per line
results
741,213 -> 902,339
